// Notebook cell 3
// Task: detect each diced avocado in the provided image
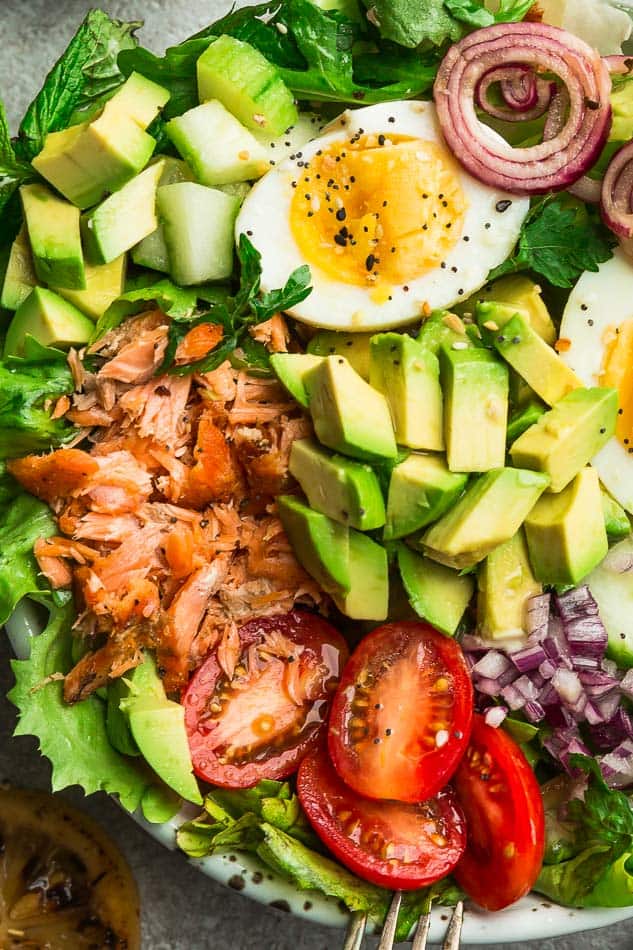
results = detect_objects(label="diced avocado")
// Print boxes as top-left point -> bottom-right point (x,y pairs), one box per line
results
524,467 -> 608,586
466,276 -> 556,344
106,679 -> 139,757
4,287 -> 94,357
270,353 -> 323,407
383,453 -> 467,540
370,333 -> 443,451
289,438 -> 385,530
54,256 -> 126,321
586,537 -> 633,668
510,387 -> 618,493
490,310 -> 581,406
132,157 -> 194,273
477,529 -> 541,642
158,182 -> 240,285
507,399 -> 547,444
121,653 -> 202,804
332,531 -> 389,621
32,73 -> 169,210
439,344 -> 508,472
0,225 -> 36,310
197,35 -> 298,136
602,489 -> 631,542
397,543 -> 473,636
422,467 -> 550,570
509,370 -> 538,410
307,331 -> 372,380
20,184 -> 85,290
277,494 -> 350,594
418,310 -> 467,355
167,100 -> 269,186
305,355 -> 397,462
82,161 -> 165,265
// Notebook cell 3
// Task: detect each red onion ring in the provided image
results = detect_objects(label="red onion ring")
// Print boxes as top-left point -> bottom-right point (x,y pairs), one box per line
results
434,22 -> 612,195
601,140 -> 633,237
476,64 -> 555,122
604,55 -> 633,76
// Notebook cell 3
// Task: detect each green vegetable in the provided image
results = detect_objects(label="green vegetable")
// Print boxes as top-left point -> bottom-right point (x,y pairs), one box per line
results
0,352 -> 74,457
0,494 -> 56,625
0,100 -> 34,222
489,195 -> 615,289
9,601 -> 150,812
15,10 -> 141,162
444,0 -> 535,29
364,0 -> 462,48
93,277 -> 199,340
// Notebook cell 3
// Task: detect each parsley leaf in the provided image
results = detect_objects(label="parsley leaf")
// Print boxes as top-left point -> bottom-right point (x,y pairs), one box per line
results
490,196 -> 616,289
0,99 -> 34,223
444,0 -> 535,28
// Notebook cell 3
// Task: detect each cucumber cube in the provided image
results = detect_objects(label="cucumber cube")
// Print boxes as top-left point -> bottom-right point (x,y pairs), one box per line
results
158,182 -> 240,285
167,101 -> 269,187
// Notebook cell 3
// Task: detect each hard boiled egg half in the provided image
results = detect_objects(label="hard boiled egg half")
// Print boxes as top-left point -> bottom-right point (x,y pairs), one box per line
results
236,100 -> 529,331
560,247 -> 633,513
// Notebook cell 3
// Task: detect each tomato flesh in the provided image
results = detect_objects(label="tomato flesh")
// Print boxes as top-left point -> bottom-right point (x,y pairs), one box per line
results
297,744 -> 466,889
183,612 -> 348,787
328,622 -> 473,803
453,713 -> 545,911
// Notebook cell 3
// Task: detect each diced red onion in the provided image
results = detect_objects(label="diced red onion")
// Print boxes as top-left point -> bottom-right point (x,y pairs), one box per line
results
543,617 -> 572,666
590,708 -> 633,749
475,676 -> 505,697
584,701 -> 606,726
511,641 -> 548,673
523,700 -> 546,724
473,650 -> 513,679
484,706 -> 508,728
434,23 -> 612,195
596,691 -> 622,723
514,674 -> 540,702
620,669 -> 633,699
559,736 -> 593,772
526,593 -> 551,641
568,175 -> 601,203
501,682 -> 527,711
599,739 -> 633,787
552,667 -> 583,706
579,669 -> 620,698
555,586 -> 599,621
539,658 -> 557,680
460,633 -> 490,653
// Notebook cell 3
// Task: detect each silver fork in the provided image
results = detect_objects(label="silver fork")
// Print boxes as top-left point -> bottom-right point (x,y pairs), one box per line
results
343,892 -> 464,950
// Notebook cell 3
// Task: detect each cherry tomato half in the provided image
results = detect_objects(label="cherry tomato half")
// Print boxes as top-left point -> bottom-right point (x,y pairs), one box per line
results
183,611 -> 348,788
328,622 -> 473,803
452,713 -> 545,911
297,744 -> 466,889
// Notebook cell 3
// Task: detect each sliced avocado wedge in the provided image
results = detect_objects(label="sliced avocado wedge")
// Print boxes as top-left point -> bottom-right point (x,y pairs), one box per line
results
397,544 -> 473,636
461,275 -> 556,344
106,679 -> 139,758
477,529 -> 541,642
270,353 -> 323,408
384,453 -> 467,540
1,225 -> 37,311
5,288 -> 94,358
507,399 -> 546,444
332,531 -> 389,621
417,310 -> 467,355
21,184 -> 85,290
524,467 -> 608,586
277,494 -> 350,593
53,256 -> 126,321
307,331 -> 372,380
121,653 -> 202,805
289,438 -> 385,530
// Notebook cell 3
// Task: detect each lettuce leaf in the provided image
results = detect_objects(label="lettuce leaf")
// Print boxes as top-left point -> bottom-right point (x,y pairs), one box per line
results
9,601 -> 150,812
92,277 -> 200,340
0,494 -> 57,625
0,353 -> 74,458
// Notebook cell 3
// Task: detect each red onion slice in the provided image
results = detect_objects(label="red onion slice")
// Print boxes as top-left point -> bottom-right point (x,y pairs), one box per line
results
476,64 -> 555,122
434,22 -> 612,195
601,142 -> 633,235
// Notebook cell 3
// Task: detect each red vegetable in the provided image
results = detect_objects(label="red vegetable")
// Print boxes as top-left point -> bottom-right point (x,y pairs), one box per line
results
183,612 -> 348,788
328,621 -> 473,804
433,23 -> 612,195
297,744 -> 466,890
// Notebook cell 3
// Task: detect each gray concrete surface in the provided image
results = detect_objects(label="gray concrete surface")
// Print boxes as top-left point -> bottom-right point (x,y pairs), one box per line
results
2,2 -> 633,946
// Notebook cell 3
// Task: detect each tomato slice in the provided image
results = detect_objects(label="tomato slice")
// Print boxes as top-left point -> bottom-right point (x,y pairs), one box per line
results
452,713 -> 545,911
328,621 -> 473,803
297,744 -> 466,889
183,611 -> 348,788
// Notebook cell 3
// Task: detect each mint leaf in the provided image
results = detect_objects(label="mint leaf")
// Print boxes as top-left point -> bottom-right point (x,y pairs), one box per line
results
9,601 -> 149,811
0,494 -> 57,625
364,0 -> 463,48
490,196 -> 615,288
444,0 -> 534,28
0,99 -> 34,219
15,10 -> 141,162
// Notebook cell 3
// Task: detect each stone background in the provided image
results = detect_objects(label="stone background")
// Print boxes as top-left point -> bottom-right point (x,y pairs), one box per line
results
2,1 -> 633,946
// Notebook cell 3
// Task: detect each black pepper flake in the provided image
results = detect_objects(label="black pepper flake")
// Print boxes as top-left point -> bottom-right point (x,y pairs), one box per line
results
388,116 -> 395,123
600,427 -> 606,434
307,211 -> 314,217
304,194 -> 311,200
365,254 -> 376,271
403,285 -> 409,292
484,222 -> 491,229
246,229 -> 253,236
334,233 -> 347,247
383,200 -> 388,207
378,134 -> 386,147
581,303 -> 588,311
391,246 -> 396,253
445,222 -> 452,229
373,737 -> 381,744
451,266 -> 458,273
496,199 -> 512,212
385,728 -> 393,736
619,409 -> 624,415
512,336 -> 521,344
422,224 -> 428,231
291,181 -> 297,188
440,261 -> 447,269
463,235 -> 470,242
457,288 -> 464,295
336,208 -> 346,221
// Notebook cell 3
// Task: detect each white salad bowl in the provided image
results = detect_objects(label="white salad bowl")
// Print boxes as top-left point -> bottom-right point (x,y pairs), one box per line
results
7,601 -> 633,943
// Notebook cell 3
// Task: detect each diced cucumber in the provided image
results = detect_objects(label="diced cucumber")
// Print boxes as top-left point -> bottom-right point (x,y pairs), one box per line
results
217,181 -> 252,205
131,157 -> 193,273
167,101 -> 269,186
197,35 -> 298,136
158,182 -> 240,285
586,538 -> 633,668
254,113 -> 324,166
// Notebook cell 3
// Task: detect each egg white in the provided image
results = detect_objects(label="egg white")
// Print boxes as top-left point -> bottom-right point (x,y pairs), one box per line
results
235,100 -> 530,331
560,247 -> 633,513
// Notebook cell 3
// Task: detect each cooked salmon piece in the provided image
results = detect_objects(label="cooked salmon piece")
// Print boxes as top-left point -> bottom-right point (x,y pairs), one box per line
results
98,325 -> 169,384
249,314 -> 289,353
64,630 -> 143,704
8,450 -> 99,503
177,412 -> 238,509
175,323 -> 223,365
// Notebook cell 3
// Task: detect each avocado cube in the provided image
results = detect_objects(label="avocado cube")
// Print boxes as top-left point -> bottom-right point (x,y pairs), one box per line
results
439,345 -> 508,472
384,453 -> 467,540
0,225 -> 37,311
82,161 -> 165,265
270,353 -> 323,408
469,276 -> 556,344
103,71 -> 171,128
418,310 -> 467,355
507,399 -> 547,444
4,287 -> 94,358
491,310 -> 581,407
422,467 -> 550,570
397,544 -> 473,636
20,184 -> 85,290
332,531 -> 389,621
308,331 -> 372,380
524,467 -> 608,585
477,529 -> 542,642
370,333 -> 443,451
602,489 -> 631,542
510,387 -> 618,493
277,494 -> 350,594
305,355 -> 397,462
53,256 -> 126,321
289,439 -> 385,530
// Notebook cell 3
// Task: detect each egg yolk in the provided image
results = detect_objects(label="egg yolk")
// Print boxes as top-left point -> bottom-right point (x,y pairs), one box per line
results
289,133 -> 467,289
601,320 -> 633,448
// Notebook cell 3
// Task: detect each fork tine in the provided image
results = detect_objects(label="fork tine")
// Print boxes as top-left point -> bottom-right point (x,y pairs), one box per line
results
411,909 -> 432,950
441,900 -> 464,950
343,910 -> 367,950
377,891 -> 402,950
